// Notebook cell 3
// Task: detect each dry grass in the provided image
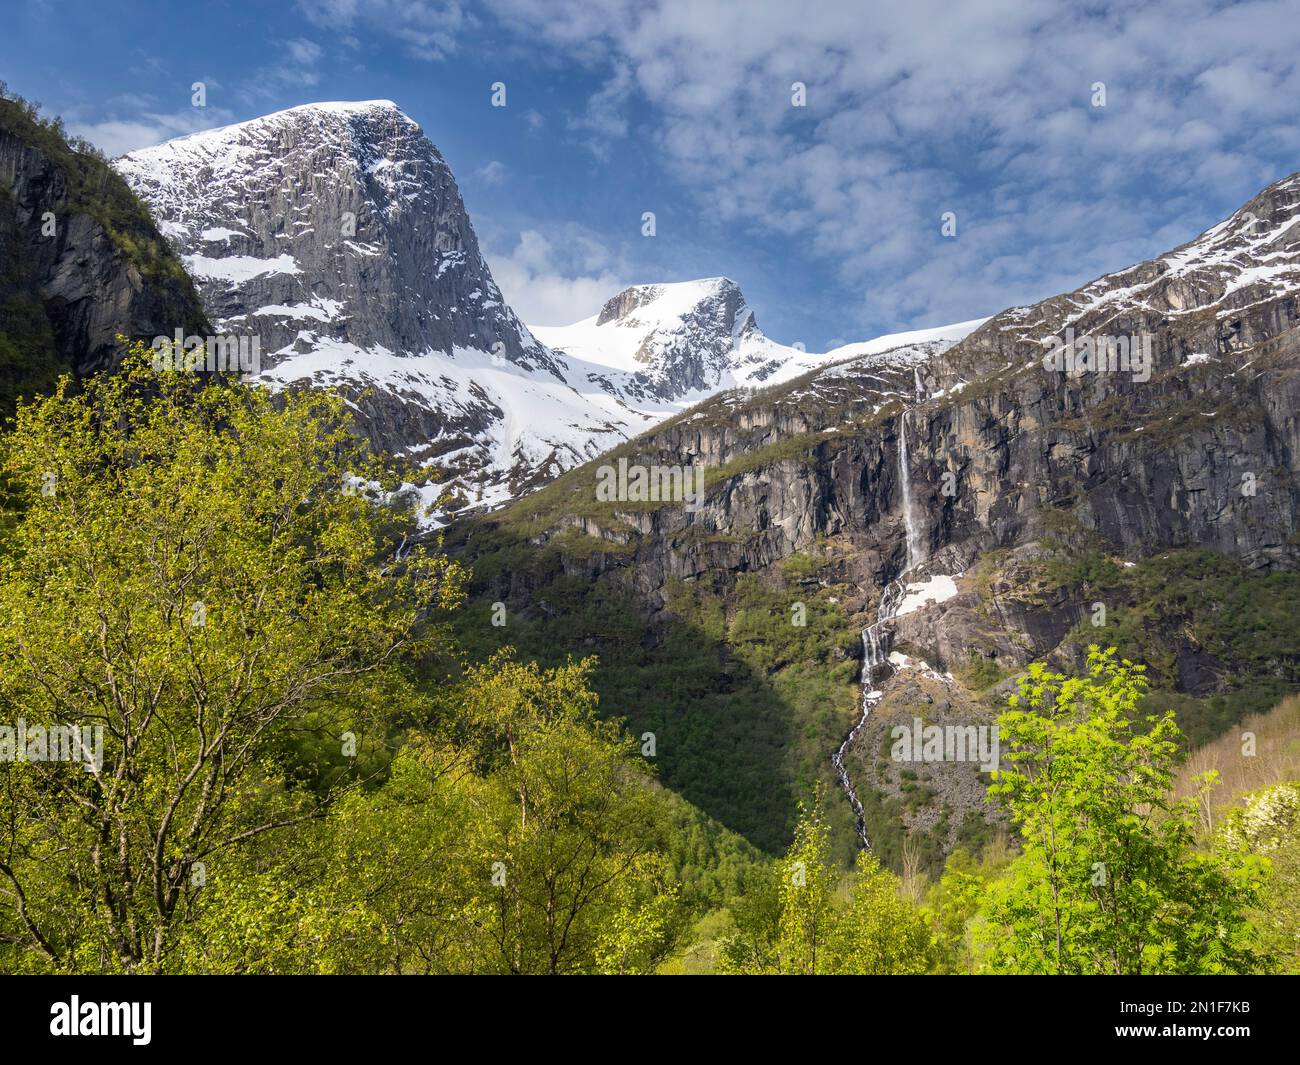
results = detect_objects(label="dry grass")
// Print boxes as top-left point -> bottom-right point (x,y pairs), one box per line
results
900,834 -> 924,905
1172,694 -> 1300,834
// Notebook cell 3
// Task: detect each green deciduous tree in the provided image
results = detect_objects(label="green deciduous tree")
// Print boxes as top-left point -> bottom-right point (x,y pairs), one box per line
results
292,652 -> 680,974
454,652 -> 679,974
1221,781 -> 1300,973
923,841 -> 1011,974
0,349 -> 463,972
977,647 -> 1269,974
719,793 -> 930,974
773,795 -> 839,974
830,850 -> 931,974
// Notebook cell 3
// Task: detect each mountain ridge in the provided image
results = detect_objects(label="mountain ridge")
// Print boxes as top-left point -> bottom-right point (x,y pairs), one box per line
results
448,166 -> 1300,861
113,101 -> 982,514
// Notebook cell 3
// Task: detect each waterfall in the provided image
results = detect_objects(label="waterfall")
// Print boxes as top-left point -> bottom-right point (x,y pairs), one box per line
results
379,533 -> 410,576
833,383 -> 927,851
899,412 -> 923,572
832,575 -> 907,849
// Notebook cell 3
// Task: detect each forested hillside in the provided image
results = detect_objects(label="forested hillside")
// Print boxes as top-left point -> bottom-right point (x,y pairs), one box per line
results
1,87 -> 1297,980
0,344 -> 1294,974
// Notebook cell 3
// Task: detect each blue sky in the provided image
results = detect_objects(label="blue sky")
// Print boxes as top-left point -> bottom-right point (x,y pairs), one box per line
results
4,0 -> 1300,349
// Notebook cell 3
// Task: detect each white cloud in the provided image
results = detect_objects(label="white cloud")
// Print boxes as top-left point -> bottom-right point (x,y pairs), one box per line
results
476,160 -> 507,185
475,0 -> 1300,328
277,0 -> 1300,332
69,108 -> 236,158
282,38 -> 325,85
488,228 -> 630,326
286,37 -> 324,65
568,62 -> 633,157
298,0 -> 470,60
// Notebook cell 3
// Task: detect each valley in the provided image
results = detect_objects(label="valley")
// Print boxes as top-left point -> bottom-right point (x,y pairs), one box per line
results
2,76 -> 1299,979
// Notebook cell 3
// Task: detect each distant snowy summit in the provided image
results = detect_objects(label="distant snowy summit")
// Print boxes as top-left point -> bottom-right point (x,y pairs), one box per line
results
115,100 -> 982,518
534,277 -> 983,404
534,277 -> 822,402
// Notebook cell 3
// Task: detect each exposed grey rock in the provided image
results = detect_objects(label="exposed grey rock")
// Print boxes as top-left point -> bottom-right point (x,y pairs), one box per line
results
114,106 -> 934,511
0,116 -> 206,383
115,100 -> 548,373
502,171 -> 1300,593
462,169 -> 1300,858
114,100 -> 576,499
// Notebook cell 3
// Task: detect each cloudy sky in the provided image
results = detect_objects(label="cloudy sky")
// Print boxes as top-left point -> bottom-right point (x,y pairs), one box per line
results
5,0 -> 1300,348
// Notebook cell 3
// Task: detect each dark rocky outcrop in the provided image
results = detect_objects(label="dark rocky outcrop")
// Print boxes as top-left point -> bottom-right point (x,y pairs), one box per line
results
0,93 -> 207,416
451,170 -> 1300,860
479,171 -> 1300,592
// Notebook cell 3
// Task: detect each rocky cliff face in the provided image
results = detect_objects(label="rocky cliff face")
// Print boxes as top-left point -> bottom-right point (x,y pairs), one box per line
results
453,170 -> 1300,861
116,102 -> 558,368
0,96 -> 207,411
915,173 -> 1300,571
115,101 -> 570,502
116,104 -> 949,512
496,170 -> 1300,590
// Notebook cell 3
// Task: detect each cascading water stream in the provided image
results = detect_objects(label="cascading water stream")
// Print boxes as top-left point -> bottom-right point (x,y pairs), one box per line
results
898,416 -> 922,572
831,575 -> 907,848
832,375 -> 927,850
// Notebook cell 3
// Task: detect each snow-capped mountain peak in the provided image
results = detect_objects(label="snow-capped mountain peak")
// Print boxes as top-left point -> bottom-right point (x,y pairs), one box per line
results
595,276 -> 751,332
115,101 -> 983,521
532,276 -> 822,401
115,99 -> 592,512
115,98 -> 548,370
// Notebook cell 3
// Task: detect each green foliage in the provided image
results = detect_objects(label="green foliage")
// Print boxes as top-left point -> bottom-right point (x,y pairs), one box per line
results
0,290 -> 62,421
0,85 -> 202,287
1220,782 -> 1300,973
447,563 -> 864,864
831,849 -> 933,973
0,84 -> 206,423
956,650 -> 1006,691
457,652 -> 679,974
0,288 -> 1290,975
976,647 -> 1269,974
0,350 -> 689,973
0,351 -> 467,972
780,550 -> 824,582
718,795 -> 932,974
704,431 -> 830,485
924,845 -> 1010,973
772,797 -> 840,973
306,653 -> 681,974
1043,548 -> 1300,743
657,791 -> 766,914
1043,544 -> 1122,588
0,348 -> 463,971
